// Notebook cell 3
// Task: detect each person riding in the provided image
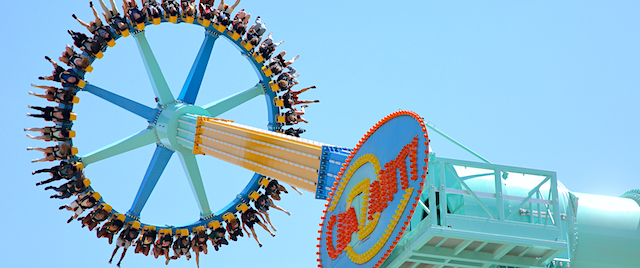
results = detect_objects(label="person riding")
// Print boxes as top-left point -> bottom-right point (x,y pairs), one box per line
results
152,229 -> 173,262
281,86 -> 319,109
60,191 -> 100,223
32,160 -> 78,183
27,106 -> 73,123
134,226 -> 157,256
109,221 -> 141,267
97,213 -> 126,244
225,217 -> 243,241
79,203 -> 112,231
241,206 -> 275,247
166,230 -> 191,265
191,227 -> 208,268
46,176 -> 90,199
27,142 -> 74,163
207,226 -> 228,251
59,45 -> 91,71
25,125 -> 74,142
98,0 -> 131,35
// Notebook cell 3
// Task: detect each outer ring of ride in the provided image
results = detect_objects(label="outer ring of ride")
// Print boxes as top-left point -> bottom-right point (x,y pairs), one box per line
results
63,13 -> 283,231
317,111 -> 430,268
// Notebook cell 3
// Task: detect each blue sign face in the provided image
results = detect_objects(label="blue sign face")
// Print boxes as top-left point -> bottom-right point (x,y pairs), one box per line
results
318,111 -> 429,268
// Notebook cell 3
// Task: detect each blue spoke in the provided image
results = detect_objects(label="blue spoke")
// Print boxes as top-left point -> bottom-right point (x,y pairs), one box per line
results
133,31 -> 176,106
178,30 -> 219,104
80,128 -> 158,166
83,83 -> 159,122
203,83 -> 264,117
127,146 -> 174,218
178,153 -> 212,217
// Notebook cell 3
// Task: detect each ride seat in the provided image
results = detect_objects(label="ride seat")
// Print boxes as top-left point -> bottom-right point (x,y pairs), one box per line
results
130,221 -> 141,229
100,203 -> 113,213
107,39 -> 116,47
273,96 -> 284,107
71,147 -> 79,156
71,96 -> 80,104
253,52 -> 264,63
268,81 -> 279,92
83,178 -> 91,187
227,30 -> 241,41
207,221 -> 221,229
261,66 -> 273,77
249,191 -> 260,200
77,80 -> 87,88
259,177 -> 270,188
241,40 -> 253,51
68,113 -> 77,121
236,203 -> 249,213
93,50 -> 104,59
276,114 -> 285,124
198,18 -> 211,27
121,28 -> 131,37
135,23 -> 145,31
84,65 -> 94,73
222,212 -> 236,222
176,229 -> 189,237
183,15 -> 195,24
159,228 -> 172,236
212,23 -> 226,33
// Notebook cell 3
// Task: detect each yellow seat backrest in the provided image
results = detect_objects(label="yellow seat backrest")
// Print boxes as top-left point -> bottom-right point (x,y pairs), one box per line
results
68,113 -> 77,121
130,221 -> 141,229
249,191 -> 260,200
115,213 -> 126,222
276,114 -> 285,123
83,178 -> 91,187
259,177 -> 270,187
100,203 -> 112,213
222,212 -> 236,222
71,96 -> 80,104
77,80 -> 86,88
143,225 -> 156,232
207,221 -> 221,229
71,147 -> 79,156
192,226 -> 205,233
236,203 -> 249,213
91,192 -> 101,200
177,229 -> 189,237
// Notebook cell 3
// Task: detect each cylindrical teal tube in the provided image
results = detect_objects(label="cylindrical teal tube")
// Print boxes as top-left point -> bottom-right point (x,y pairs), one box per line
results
571,193 -> 640,268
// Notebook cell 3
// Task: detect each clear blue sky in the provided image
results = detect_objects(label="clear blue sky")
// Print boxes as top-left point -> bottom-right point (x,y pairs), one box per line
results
2,1 -> 639,267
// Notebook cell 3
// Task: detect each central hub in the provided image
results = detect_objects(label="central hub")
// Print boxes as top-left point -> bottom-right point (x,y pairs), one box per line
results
154,102 -> 211,154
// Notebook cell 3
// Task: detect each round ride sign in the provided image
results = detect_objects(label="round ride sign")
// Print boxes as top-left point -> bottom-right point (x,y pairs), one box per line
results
318,111 -> 429,268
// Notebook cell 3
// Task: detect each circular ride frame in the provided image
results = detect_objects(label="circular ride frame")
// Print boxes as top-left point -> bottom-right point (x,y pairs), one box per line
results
65,12 -> 282,231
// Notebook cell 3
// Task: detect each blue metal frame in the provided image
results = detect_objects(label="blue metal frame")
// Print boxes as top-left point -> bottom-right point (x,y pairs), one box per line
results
316,146 -> 353,199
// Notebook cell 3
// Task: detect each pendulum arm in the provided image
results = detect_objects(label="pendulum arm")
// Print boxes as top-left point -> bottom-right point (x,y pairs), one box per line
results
177,30 -> 219,104
133,31 -> 176,106
182,115 -> 329,192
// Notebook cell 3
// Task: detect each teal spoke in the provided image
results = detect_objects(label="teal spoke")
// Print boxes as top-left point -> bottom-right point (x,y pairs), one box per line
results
80,128 -> 158,166
203,83 -> 264,117
127,146 -> 174,218
178,153 -> 212,217
133,31 -> 176,105
178,30 -> 219,104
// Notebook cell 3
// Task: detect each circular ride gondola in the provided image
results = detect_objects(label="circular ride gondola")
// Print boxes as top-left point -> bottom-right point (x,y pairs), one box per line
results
31,1 -> 297,238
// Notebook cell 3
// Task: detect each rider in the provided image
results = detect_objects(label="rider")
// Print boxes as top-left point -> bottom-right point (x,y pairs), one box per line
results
97,213 -> 126,244
79,203 -> 112,231
134,226 -> 157,256
109,221 -> 141,267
